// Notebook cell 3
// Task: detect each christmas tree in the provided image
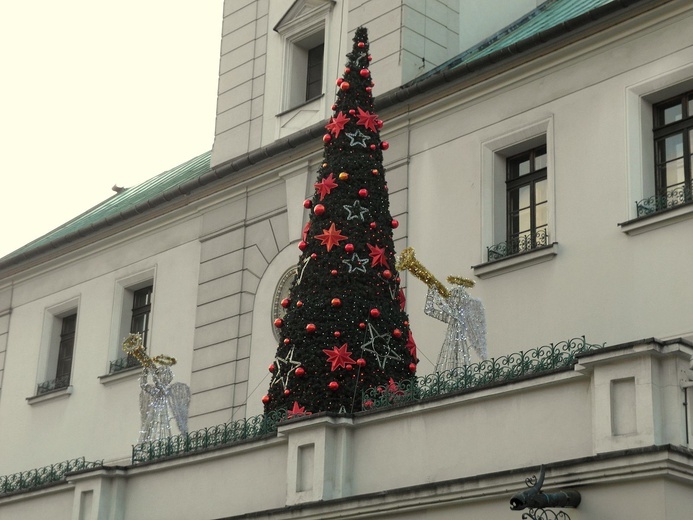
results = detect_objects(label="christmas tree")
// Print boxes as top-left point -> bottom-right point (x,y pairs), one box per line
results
263,27 -> 417,416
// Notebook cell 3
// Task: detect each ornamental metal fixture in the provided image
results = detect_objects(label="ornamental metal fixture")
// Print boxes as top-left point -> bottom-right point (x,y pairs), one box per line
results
510,466 -> 581,520
635,181 -> 693,217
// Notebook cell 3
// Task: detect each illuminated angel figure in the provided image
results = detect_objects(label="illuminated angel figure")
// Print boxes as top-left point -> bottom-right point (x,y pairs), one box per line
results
138,364 -> 191,443
425,277 -> 488,372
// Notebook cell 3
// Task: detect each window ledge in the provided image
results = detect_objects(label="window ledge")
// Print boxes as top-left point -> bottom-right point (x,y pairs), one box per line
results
472,243 -> 558,279
276,94 -> 324,117
99,366 -> 141,386
618,201 -> 693,235
27,386 -> 73,405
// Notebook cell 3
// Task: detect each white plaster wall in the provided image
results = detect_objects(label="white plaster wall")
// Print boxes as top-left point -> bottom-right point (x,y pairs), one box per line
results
0,218 -> 201,475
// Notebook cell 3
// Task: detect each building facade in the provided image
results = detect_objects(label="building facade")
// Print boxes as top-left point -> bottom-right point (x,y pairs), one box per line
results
1,0 -> 692,518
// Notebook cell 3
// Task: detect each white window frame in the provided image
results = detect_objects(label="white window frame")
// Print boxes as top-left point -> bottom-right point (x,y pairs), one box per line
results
474,118 -> 557,279
621,65 -> 693,235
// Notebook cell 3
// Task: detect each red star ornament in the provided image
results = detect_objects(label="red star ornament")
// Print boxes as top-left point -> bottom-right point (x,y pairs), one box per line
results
315,223 -> 348,251
323,343 -> 357,371
406,330 -> 417,360
355,107 -> 378,133
367,243 -> 389,267
325,111 -> 350,137
287,401 -> 311,419
314,173 -> 338,201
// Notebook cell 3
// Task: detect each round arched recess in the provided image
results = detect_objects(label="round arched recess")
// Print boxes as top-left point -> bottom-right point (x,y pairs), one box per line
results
246,242 -> 302,418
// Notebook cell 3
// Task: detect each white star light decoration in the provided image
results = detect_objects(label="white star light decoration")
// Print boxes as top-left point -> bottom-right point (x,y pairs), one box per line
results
346,130 -> 369,148
361,322 -> 402,368
342,253 -> 369,273
272,347 -> 301,390
344,200 -> 370,221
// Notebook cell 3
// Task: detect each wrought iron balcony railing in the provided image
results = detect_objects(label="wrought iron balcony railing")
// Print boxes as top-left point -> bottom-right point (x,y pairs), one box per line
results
132,409 -> 288,464
635,181 -> 693,217
487,228 -> 549,261
0,457 -> 103,497
109,354 -> 142,374
36,374 -> 71,395
362,336 -> 604,411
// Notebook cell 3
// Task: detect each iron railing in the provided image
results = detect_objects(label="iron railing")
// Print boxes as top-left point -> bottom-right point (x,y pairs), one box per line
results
109,355 -> 142,374
362,336 -> 604,410
0,457 -> 103,496
132,409 -> 287,464
635,181 -> 693,217
487,229 -> 549,261
36,374 -> 71,395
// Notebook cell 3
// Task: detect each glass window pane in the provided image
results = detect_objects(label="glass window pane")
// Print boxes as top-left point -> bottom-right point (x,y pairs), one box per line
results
518,208 -> 531,233
662,102 -> 683,125
534,150 -> 547,170
535,179 -> 547,203
518,185 -> 530,209
517,158 -> 531,176
660,134 -> 684,161
536,202 -> 548,228
665,158 -> 685,188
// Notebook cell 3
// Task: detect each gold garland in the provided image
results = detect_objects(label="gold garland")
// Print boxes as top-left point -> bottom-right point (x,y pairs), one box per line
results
122,333 -> 177,367
396,247 -> 450,298
446,275 -> 475,288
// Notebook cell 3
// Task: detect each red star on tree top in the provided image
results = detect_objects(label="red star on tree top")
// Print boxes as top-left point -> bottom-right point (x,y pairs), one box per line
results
314,173 -> 338,201
315,223 -> 348,251
323,343 -> 357,371
287,401 -> 311,419
367,243 -> 388,267
355,107 -> 378,133
325,112 -> 350,137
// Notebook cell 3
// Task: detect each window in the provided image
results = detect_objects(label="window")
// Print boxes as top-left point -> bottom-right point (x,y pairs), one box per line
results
494,145 -> 549,260
37,311 -> 77,395
282,29 -> 326,109
305,42 -> 324,101
108,274 -> 155,375
640,91 -> 693,215
475,119 -> 557,278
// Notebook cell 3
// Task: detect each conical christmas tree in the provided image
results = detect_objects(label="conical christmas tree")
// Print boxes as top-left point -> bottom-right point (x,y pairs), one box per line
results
263,27 -> 417,416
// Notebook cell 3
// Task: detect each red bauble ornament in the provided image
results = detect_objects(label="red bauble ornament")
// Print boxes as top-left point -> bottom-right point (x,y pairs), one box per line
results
382,270 -> 392,279
306,323 -> 316,333
369,144 -> 377,150
359,322 -> 366,329
297,301 -> 303,307
365,87 -> 372,93
334,331 -> 341,338
345,243 -> 355,253
298,241 -> 307,250
331,269 -> 338,276
381,141 -> 390,150
336,78 -> 343,86
349,109 -> 356,115
274,318 -> 284,328
314,204 -> 325,216
359,188 -> 368,198
404,320 -> 409,326
409,363 -> 417,373
281,298 -> 291,308
360,68 -> 370,77
344,67 -> 350,74
284,338 -> 290,344
284,389 -> 291,396
323,134 -> 332,143
268,363 -> 275,373
370,308 -> 381,318
393,328 -> 402,338
377,120 -> 384,129
331,104 -> 337,111
357,358 -> 366,367
296,367 -> 305,377
368,54 -> 372,61
370,222 -> 376,229
346,364 -> 353,371
303,199 -> 312,209
262,395 -> 270,404
311,253 -> 318,260
329,381 -> 339,391
391,219 -> 399,228
340,81 -> 350,91
372,169 -> 379,175
331,298 -> 342,308
358,42 -> 365,48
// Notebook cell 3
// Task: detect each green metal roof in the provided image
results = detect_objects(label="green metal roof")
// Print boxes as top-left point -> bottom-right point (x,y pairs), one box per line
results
1,150 -> 212,264
406,0 -> 615,86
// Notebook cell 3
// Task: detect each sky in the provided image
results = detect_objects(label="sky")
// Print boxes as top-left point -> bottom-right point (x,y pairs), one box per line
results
0,1 -> 224,259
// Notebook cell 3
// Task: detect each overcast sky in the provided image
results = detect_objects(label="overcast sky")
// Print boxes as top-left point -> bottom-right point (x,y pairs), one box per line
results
0,1 -> 223,259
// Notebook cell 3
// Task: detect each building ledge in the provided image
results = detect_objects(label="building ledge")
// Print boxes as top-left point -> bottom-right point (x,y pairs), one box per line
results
472,243 -> 558,279
98,366 -> 141,386
618,201 -> 693,235
26,385 -> 73,405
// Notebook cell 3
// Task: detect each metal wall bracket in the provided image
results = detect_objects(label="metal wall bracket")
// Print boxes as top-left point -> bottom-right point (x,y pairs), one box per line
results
510,466 -> 581,519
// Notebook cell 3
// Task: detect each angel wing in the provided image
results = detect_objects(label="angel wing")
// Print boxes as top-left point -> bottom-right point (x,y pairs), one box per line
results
424,286 -> 452,323
463,296 -> 488,360
138,371 -> 154,441
167,382 -> 191,435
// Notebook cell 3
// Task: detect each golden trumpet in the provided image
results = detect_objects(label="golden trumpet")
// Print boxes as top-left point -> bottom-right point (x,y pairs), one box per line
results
396,247 -> 475,298
123,333 -> 177,367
